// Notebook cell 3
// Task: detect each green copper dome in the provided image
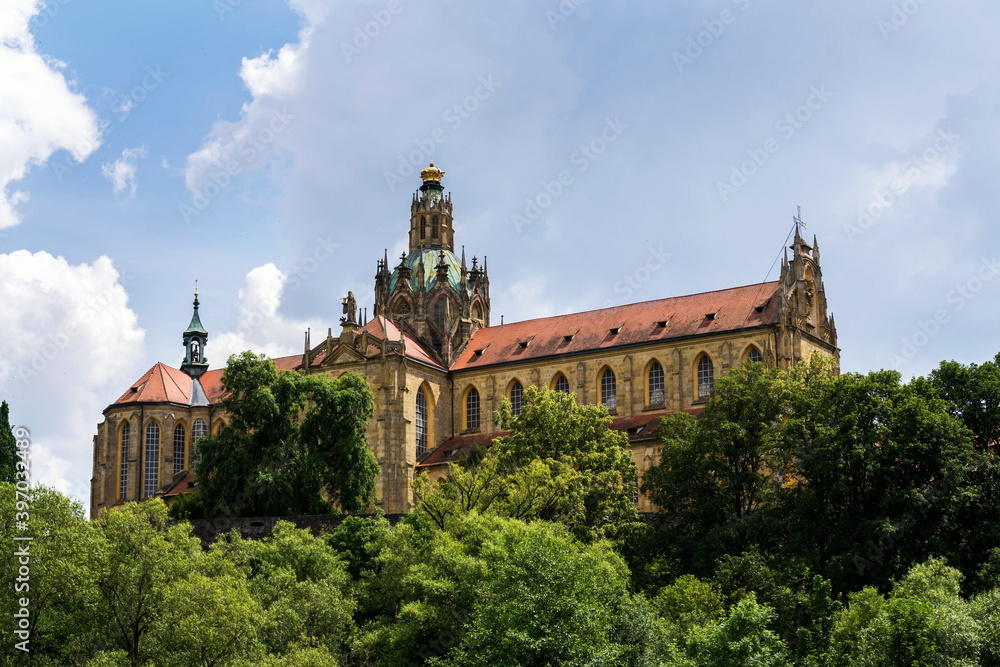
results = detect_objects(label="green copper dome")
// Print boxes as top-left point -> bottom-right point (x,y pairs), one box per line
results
388,249 -> 469,294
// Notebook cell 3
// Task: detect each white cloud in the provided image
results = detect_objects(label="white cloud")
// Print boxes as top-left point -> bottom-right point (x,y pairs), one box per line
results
0,250 -> 144,501
211,263 -> 313,363
183,6 -> 315,195
101,145 -> 148,198
0,0 -> 101,228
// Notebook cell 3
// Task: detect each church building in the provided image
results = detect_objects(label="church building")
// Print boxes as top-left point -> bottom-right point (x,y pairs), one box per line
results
89,164 -> 839,519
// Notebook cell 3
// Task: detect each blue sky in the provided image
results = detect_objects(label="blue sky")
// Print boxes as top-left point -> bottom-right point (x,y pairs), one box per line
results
2,0 -> 999,503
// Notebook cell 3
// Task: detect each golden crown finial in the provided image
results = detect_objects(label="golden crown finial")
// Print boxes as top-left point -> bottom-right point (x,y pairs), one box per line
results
420,163 -> 445,182
194,278 -> 199,297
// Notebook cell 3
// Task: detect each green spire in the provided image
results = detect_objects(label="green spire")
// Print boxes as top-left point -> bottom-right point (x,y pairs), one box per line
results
185,295 -> 207,334
182,281 -> 209,378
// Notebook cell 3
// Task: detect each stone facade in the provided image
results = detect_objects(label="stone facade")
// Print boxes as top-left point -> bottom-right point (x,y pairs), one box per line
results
90,167 -> 839,519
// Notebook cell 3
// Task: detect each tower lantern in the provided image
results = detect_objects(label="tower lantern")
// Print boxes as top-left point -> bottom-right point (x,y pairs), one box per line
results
181,282 -> 209,378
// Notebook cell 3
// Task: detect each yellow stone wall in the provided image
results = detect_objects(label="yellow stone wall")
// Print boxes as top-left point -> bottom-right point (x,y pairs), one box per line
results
92,324 -> 838,519
450,329 -> 780,431
91,403 -> 217,518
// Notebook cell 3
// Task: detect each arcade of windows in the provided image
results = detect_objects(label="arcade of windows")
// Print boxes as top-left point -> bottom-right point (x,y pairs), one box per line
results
119,417 -> 210,499
443,345 -> 764,449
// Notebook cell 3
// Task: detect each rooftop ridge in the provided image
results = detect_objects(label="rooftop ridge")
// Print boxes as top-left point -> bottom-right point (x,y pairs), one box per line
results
482,280 -> 780,330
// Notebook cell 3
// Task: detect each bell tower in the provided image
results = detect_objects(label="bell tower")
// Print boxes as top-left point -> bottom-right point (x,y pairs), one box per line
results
181,283 -> 209,378
408,163 -> 454,252
374,164 -> 490,366
776,209 -> 838,366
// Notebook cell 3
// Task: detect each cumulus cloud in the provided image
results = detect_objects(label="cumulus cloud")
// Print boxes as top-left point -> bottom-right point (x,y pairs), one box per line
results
182,8 -> 314,196
0,0 -> 101,228
211,263 -> 313,363
101,145 -> 148,197
0,251 -> 144,501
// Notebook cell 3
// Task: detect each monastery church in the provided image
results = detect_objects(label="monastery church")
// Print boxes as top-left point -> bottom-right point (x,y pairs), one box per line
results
89,164 -> 839,519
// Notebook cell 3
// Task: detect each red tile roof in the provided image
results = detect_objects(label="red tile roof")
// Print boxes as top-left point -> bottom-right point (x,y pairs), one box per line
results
198,369 -> 226,403
365,316 -> 445,369
112,363 -> 195,406
160,470 -> 198,498
451,282 -> 779,370
300,316 -> 445,371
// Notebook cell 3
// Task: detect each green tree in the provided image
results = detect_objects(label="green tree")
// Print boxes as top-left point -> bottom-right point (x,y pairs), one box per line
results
682,595 -> 791,667
925,353 -> 1000,451
0,484 -> 102,663
0,401 -> 18,483
89,499 -> 238,666
211,521 -> 356,660
185,351 -> 378,517
829,558 -> 981,667
435,518 -> 640,667
782,358 -> 975,591
492,385 -> 639,539
641,362 -> 791,569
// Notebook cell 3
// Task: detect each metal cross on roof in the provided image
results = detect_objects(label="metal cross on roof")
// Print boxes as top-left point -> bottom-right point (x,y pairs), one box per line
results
794,205 -> 806,234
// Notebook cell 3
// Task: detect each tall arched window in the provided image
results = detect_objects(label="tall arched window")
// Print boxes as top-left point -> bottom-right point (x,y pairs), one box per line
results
509,380 -> 524,416
648,361 -> 665,405
415,387 -> 428,459
432,299 -> 447,331
192,419 -> 207,466
173,424 -> 186,476
144,421 -> 160,498
601,369 -> 617,411
697,355 -> 715,399
420,217 -> 426,240
432,215 -> 440,238
119,422 -> 130,499
466,387 -> 480,431
554,374 -> 570,393
747,346 -> 764,364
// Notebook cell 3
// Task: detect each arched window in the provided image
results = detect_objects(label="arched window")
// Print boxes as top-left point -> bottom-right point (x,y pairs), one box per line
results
471,302 -> 484,323
601,368 -> 617,411
747,346 -> 764,364
554,374 -> 570,393
466,387 -> 480,431
192,419 -> 207,466
420,217 -> 426,240
173,424 -> 186,476
433,299 -> 447,331
119,422 -> 130,499
648,361 -> 665,405
509,380 -> 524,416
697,355 -> 715,399
415,387 -> 428,459
144,421 -> 160,498
432,215 -> 440,238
